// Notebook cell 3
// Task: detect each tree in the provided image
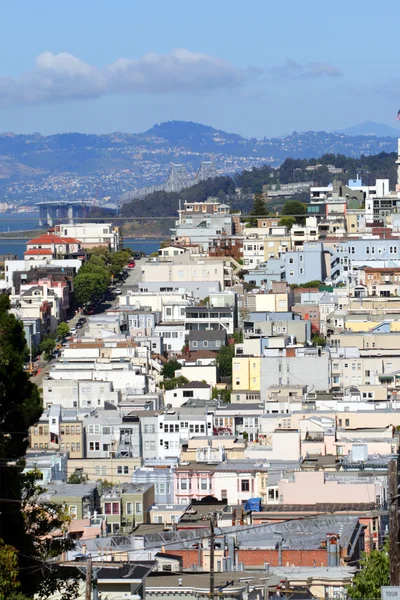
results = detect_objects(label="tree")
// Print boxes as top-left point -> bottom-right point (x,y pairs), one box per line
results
56,322 -> 69,340
0,540 -> 21,600
39,337 -> 56,360
216,344 -> 235,378
162,359 -> 181,379
74,272 -> 108,306
247,193 -> 268,227
0,297 -> 68,598
281,200 -> 307,224
163,376 -> 189,391
18,470 -> 83,599
279,216 -> 296,230
78,261 -> 110,285
212,387 -> 231,403
312,334 -> 325,347
347,542 -> 389,599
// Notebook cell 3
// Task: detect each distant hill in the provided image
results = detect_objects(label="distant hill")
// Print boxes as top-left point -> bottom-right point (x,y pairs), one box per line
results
0,120 -> 398,204
336,121 -> 400,138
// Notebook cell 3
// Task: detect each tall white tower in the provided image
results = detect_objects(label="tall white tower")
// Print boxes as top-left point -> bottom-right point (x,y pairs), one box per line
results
396,137 -> 400,191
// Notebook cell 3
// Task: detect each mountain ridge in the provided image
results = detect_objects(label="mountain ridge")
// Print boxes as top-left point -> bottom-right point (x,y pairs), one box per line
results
0,120 -> 398,204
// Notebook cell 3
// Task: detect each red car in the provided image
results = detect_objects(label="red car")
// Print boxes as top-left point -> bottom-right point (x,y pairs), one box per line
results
128,261 -> 135,269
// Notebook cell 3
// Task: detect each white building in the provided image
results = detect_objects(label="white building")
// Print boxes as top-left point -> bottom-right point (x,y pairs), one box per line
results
164,382 -> 212,408
42,379 -> 121,409
56,223 -> 120,251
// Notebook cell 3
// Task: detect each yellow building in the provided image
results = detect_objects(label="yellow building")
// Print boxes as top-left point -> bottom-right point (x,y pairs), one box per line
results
232,356 -> 261,391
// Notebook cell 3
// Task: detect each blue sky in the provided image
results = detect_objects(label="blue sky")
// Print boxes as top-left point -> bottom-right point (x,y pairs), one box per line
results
0,0 -> 399,137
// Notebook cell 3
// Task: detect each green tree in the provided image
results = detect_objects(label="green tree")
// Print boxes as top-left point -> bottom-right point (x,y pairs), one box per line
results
0,540 -> 21,600
0,297 -> 63,598
39,337 -> 56,360
78,261 -> 110,285
304,280 -> 321,288
279,216 -> 296,230
162,359 -> 181,379
74,272 -> 108,306
281,200 -> 307,224
247,193 -> 268,227
312,334 -> 325,347
56,322 -> 69,339
212,387 -> 231,403
163,376 -> 189,391
216,344 -> 235,378
347,542 -> 389,599
18,470 -> 83,599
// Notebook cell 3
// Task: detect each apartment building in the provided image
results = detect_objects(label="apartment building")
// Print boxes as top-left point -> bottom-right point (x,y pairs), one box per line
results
30,405 -> 84,458
42,379 -> 120,409
172,199 -> 234,249
56,222 -> 120,251
140,408 -> 214,461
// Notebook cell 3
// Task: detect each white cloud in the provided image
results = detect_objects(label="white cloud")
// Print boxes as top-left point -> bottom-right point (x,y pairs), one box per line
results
0,49 -> 246,107
270,59 -> 342,79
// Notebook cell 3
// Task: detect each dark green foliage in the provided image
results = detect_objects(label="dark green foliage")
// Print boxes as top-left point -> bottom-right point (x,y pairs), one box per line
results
347,541 -> 389,599
38,336 -> 56,360
312,334 -> 326,347
212,387 -> 231,403
163,376 -> 189,391
0,298 -> 79,597
216,344 -> 235,378
74,272 -> 108,307
279,216 -> 296,230
162,359 -> 181,379
281,200 -> 307,224
247,194 -> 269,227
56,322 -> 69,339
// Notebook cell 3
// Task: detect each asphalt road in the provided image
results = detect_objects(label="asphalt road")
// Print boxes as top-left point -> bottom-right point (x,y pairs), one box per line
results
121,258 -> 144,291
30,259 -> 146,387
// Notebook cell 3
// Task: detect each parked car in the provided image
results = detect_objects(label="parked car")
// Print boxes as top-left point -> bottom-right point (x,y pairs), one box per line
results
78,317 -> 87,324
76,323 -> 83,329
114,288 -> 122,295
69,327 -> 77,335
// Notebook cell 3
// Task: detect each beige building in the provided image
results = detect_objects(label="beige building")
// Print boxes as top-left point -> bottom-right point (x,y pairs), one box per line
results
30,407 -> 84,459
67,457 -> 142,484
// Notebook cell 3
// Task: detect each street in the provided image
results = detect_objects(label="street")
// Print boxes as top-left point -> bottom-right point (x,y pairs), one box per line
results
30,259 -> 145,388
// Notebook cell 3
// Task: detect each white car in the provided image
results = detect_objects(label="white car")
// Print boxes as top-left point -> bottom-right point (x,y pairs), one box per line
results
69,327 -> 77,335
114,288 -> 122,295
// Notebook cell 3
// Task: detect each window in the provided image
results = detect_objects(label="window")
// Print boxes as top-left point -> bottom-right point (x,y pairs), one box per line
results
105,502 -> 111,514
241,480 -> 250,492
117,466 -> 122,474
112,502 -> 120,514
126,502 -> 133,515
345,419 -> 350,426
201,479 -> 208,490
124,466 -> 129,474
69,505 -> 78,519
135,502 -> 142,514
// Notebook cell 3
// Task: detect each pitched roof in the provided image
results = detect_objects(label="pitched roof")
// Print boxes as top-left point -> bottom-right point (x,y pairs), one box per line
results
187,329 -> 227,341
24,248 -> 53,256
27,234 -> 80,245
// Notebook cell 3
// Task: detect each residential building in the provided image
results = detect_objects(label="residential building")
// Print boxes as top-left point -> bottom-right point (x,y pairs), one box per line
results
56,222 -> 120,251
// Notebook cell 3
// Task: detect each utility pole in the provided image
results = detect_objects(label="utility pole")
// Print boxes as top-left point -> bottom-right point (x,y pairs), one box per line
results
85,557 -> 93,600
388,458 -> 400,586
210,512 -> 216,600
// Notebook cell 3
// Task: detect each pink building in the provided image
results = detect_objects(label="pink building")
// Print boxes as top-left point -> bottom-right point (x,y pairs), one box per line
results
278,471 -> 385,506
174,463 -> 215,504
